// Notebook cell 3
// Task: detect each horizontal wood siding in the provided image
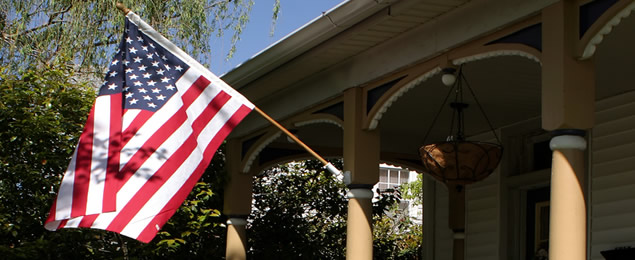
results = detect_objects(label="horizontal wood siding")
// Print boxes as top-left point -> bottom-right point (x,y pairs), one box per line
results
434,181 -> 453,260
466,170 -> 500,260
591,91 -> 635,260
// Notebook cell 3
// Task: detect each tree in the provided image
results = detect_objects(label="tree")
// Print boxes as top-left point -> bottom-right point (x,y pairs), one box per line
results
0,0 -> 280,74
0,61 -> 99,259
247,160 -> 422,259
401,173 -> 423,206
372,173 -> 423,259
248,160 -> 348,259
373,187 -> 423,259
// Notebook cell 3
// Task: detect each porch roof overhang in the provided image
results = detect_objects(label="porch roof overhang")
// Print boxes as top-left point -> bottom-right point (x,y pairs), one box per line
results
223,0 -> 555,132
220,0 -> 635,173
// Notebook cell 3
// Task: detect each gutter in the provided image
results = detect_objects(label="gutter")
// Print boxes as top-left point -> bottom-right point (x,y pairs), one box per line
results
221,0 -> 397,89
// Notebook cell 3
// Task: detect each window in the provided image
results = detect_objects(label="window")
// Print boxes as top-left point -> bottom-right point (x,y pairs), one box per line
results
374,164 -> 423,225
377,166 -> 410,191
505,128 -> 551,176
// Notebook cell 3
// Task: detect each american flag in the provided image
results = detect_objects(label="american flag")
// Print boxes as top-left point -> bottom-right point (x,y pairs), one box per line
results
45,12 -> 254,242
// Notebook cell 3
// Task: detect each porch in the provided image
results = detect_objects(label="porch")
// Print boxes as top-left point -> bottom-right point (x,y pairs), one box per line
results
220,0 -> 635,259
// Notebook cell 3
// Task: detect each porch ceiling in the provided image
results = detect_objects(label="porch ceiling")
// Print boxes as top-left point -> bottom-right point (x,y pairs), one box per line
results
287,0 -> 471,88
379,56 -> 542,154
223,0 -> 635,169
223,0 -> 471,103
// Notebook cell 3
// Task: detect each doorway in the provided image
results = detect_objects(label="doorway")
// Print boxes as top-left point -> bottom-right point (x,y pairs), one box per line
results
525,187 -> 550,260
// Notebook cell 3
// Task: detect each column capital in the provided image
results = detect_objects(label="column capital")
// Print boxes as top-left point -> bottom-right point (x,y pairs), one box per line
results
550,132 -> 587,151
226,215 -> 249,226
346,188 -> 374,199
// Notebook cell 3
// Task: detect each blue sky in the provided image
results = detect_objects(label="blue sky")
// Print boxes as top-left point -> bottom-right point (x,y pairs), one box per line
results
209,0 -> 343,75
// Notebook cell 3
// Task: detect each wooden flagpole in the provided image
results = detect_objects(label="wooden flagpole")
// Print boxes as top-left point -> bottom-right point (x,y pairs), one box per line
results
115,3 -> 340,174
252,107 -> 341,174
253,107 -> 329,166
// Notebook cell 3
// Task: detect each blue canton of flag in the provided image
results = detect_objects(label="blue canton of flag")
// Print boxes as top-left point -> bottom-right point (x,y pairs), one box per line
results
100,19 -> 189,112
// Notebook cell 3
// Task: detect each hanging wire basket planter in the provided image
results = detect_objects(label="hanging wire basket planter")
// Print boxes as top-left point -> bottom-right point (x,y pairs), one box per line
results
419,66 -> 503,185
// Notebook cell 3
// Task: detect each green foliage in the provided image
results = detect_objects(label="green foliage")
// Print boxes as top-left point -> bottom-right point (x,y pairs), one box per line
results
0,61 -> 102,259
248,160 -> 348,259
373,188 -> 423,259
0,61 -> 229,259
401,173 -> 423,206
373,215 -> 423,259
0,61 -> 94,242
0,0 -> 267,74
372,172 -> 424,259
270,0 -> 281,36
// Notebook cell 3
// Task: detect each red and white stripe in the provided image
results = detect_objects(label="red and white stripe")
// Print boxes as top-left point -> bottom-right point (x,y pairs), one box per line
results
45,12 -> 254,243
50,92 -> 123,220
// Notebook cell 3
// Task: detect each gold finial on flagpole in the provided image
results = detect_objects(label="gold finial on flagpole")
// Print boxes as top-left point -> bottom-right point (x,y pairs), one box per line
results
116,2 -> 131,14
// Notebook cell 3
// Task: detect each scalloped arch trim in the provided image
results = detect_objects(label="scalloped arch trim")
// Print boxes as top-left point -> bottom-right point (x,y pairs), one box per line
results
368,50 -> 541,130
368,68 -> 441,130
242,132 -> 282,173
241,118 -> 342,173
294,118 -> 343,129
580,1 -> 635,59
452,50 -> 541,65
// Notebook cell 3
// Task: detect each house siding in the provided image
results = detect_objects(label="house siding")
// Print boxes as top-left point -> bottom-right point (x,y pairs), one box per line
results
433,181 -> 453,260
429,169 -> 500,260
465,170 -> 500,260
591,90 -> 635,260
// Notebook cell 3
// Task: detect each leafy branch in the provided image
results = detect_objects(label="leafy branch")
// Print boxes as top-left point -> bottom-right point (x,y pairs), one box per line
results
0,0 -> 263,78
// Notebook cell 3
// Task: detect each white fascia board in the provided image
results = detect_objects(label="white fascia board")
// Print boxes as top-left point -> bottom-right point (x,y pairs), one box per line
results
221,0 -> 395,88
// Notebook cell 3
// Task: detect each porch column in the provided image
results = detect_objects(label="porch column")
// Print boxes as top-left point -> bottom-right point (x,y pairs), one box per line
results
343,87 -> 380,260
226,216 -> 248,260
549,130 -> 587,260
224,139 -> 253,260
542,2 -> 595,259
346,186 -> 375,260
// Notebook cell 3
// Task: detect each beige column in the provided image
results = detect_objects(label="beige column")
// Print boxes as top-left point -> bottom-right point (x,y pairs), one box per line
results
343,87 -> 380,260
549,131 -> 587,260
542,2 -> 594,258
346,187 -> 375,260
224,139 -> 253,260
226,217 -> 248,260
